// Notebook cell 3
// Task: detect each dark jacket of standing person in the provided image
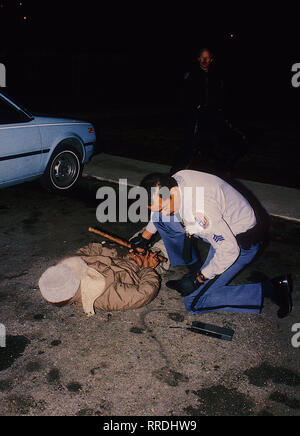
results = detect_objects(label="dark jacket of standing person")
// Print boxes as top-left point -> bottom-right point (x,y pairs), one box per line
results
170,48 -> 228,175
181,63 -> 226,118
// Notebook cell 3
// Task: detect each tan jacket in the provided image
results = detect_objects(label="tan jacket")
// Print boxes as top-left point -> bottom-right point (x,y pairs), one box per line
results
69,243 -> 160,311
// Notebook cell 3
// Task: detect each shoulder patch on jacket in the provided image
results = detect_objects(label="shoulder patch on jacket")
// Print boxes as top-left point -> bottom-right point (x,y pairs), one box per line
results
193,213 -> 210,229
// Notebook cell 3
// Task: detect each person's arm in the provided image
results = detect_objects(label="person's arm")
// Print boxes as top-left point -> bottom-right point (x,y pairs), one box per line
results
130,228 -> 155,253
130,213 -> 157,251
145,215 -> 157,235
181,71 -> 198,111
187,196 -> 240,280
200,218 -> 240,279
141,229 -> 154,240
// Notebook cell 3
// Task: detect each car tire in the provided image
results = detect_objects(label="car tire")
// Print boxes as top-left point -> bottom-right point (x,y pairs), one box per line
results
40,145 -> 83,192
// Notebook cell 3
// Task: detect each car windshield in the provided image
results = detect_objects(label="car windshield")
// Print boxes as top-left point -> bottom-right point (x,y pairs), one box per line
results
0,89 -> 34,119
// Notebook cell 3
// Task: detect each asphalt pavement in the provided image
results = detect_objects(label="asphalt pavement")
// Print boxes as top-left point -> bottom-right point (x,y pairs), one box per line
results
0,165 -> 300,417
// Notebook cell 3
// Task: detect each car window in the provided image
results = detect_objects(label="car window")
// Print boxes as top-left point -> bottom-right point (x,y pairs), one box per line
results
0,89 -> 33,118
0,97 -> 29,124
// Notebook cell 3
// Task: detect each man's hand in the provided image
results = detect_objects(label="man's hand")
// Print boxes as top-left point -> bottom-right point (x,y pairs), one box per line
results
130,250 -> 160,269
196,272 -> 207,284
146,251 -> 160,269
130,233 -> 149,253
130,230 -> 153,254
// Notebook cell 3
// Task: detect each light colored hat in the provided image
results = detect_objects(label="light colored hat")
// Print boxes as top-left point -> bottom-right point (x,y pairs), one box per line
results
39,263 -> 80,303
60,256 -> 88,280
39,257 -> 107,316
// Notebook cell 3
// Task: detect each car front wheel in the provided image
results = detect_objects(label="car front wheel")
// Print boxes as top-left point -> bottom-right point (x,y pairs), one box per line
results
41,146 -> 82,192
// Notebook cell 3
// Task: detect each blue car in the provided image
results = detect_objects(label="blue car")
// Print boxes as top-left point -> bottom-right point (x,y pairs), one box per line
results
0,90 -> 96,192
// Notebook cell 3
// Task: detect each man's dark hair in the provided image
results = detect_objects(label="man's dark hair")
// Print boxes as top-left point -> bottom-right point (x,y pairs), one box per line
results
140,173 -> 178,206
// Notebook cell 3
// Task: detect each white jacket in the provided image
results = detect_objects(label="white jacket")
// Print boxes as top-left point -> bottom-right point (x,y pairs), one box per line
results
146,170 -> 256,279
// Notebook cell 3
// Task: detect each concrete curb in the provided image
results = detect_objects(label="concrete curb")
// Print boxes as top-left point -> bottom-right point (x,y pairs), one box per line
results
83,153 -> 300,222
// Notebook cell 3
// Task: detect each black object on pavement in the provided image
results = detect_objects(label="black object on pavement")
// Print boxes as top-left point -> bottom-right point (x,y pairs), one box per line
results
170,321 -> 234,341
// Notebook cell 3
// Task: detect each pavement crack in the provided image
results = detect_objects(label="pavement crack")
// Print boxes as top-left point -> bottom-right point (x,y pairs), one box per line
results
139,307 -> 186,369
3,271 -> 29,280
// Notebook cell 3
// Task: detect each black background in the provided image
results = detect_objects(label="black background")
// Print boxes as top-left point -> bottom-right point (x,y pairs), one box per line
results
1,1 -> 299,120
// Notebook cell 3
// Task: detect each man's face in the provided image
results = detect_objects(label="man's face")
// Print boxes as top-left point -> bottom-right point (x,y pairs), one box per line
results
149,186 -> 163,213
197,50 -> 213,71
149,186 -> 180,216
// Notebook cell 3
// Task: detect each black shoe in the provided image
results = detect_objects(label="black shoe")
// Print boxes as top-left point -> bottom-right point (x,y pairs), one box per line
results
271,274 -> 293,319
166,273 -> 201,297
166,280 -> 181,292
187,260 -> 202,274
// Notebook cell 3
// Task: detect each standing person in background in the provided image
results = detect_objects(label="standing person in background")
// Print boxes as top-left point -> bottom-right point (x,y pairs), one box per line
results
171,48 -> 227,175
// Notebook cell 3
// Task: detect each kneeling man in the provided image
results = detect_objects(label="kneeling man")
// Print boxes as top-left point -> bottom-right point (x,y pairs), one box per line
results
130,170 -> 293,318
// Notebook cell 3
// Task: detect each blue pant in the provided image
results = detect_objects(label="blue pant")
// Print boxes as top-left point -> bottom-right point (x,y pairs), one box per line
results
153,212 -> 199,267
153,212 -> 263,315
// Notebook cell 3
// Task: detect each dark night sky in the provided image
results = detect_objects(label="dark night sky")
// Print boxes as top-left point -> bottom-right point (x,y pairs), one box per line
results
2,1 -> 298,55
1,1 -> 299,117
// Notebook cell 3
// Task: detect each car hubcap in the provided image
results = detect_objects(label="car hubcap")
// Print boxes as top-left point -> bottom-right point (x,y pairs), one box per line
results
51,151 -> 79,189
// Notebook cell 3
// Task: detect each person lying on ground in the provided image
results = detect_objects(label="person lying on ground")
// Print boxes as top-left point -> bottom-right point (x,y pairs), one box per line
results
38,243 -> 161,317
